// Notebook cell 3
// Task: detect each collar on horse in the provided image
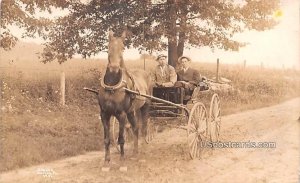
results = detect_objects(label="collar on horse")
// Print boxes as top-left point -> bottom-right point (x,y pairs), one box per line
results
100,68 -> 137,93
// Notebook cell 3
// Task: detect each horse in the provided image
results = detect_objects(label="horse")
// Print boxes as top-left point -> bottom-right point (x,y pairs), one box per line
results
96,31 -> 152,166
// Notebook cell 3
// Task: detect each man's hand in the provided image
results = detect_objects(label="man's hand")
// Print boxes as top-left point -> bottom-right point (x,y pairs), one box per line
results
178,81 -> 189,87
155,82 -> 163,87
179,81 -> 189,85
174,81 -> 189,87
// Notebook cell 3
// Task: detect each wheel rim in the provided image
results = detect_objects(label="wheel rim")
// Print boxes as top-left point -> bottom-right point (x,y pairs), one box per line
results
187,102 -> 208,159
145,119 -> 156,143
209,94 -> 221,142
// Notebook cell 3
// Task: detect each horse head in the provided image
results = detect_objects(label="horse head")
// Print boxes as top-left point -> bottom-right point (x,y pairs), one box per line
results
102,30 -> 127,88
108,30 -> 126,73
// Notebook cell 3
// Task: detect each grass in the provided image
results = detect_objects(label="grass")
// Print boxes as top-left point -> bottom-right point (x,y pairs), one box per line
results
0,58 -> 299,172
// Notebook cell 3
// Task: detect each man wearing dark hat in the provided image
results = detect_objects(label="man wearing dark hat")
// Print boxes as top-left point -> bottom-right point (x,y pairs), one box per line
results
175,56 -> 201,101
154,54 -> 177,87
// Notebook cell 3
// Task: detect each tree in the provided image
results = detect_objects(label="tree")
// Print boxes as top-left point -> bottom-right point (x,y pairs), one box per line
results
1,0 -> 280,66
0,0 -> 71,50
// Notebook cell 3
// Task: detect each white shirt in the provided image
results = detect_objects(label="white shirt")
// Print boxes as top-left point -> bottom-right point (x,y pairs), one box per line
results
160,66 -> 165,76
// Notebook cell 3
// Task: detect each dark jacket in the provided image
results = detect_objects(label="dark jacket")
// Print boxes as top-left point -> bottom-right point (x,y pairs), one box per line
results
177,68 -> 201,86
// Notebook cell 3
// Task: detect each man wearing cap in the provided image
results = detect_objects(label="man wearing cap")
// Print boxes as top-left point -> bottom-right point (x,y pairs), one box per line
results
175,56 -> 201,100
154,54 -> 177,87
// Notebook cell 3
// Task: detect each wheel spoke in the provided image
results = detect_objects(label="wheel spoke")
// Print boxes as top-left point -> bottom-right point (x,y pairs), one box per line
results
215,116 -> 221,122
198,124 -> 206,136
211,126 -> 215,136
196,142 -> 201,158
189,120 -> 197,132
216,123 -> 220,133
192,141 -> 198,158
190,137 -> 196,153
188,132 -> 197,147
209,95 -> 221,143
190,136 -> 198,158
195,107 -> 201,129
191,115 -> 197,129
199,117 -> 207,132
197,107 -> 202,122
198,107 -> 205,130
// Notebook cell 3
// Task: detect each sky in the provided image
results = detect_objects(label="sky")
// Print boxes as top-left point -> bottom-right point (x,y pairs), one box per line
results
18,0 -> 299,69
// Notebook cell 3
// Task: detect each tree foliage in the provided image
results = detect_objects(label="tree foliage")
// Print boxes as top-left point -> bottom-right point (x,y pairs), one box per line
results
0,0 -> 71,50
1,0 -> 280,66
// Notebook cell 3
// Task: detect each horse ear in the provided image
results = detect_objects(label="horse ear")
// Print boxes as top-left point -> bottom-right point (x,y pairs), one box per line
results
121,31 -> 127,40
109,31 -> 114,40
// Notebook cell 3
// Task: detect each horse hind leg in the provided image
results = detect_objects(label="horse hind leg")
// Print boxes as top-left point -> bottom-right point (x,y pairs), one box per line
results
116,112 -> 127,161
140,102 -> 150,137
127,111 -> 139,155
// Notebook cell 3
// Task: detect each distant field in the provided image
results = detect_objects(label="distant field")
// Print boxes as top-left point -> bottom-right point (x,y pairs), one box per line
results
1,51 -> 300,172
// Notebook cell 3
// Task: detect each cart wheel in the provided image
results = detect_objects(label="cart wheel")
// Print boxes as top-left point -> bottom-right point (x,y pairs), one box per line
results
209,94 -> 221,142
187,102 -> 208,159
112,117 -> 133,152
145,119 -> 156,144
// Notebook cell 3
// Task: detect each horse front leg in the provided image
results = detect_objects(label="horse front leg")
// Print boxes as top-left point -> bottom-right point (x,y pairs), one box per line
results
127,111 -> 139,155
116,112 -> 127,161
101,112 -> 111,165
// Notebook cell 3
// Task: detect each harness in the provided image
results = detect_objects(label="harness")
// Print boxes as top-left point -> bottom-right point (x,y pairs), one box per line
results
100,68 -> 138,95
99,68 -> 145,113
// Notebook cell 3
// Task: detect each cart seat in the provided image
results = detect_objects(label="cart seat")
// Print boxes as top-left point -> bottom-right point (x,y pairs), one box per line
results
150,87 -> 185,117
152,87 -> 184,104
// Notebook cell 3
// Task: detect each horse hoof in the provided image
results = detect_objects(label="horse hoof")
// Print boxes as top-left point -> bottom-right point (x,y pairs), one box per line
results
119,166 -> 127,172
101,167 -> 110,172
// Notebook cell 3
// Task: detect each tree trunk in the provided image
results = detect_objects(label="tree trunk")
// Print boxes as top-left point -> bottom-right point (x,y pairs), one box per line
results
168,40 -> 178,67
167,0 -> 177,67
177,4 -> 188,59
177,31 -> 185,59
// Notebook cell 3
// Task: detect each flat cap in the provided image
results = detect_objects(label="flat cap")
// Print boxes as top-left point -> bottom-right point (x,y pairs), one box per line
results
177,56 -> 191,63
156,54 -> 167,61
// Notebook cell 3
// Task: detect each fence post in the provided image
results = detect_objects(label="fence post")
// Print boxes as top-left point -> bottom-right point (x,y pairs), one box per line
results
243,60 -> 246,68
60,71 -> 65,106
216,58 -> 220,82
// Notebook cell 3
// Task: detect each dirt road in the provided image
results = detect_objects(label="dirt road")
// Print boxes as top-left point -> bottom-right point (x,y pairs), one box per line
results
1,98 -> 299,183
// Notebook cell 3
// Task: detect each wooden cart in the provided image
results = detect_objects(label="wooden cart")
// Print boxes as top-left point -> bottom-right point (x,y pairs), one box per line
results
111,83 -> 221,159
